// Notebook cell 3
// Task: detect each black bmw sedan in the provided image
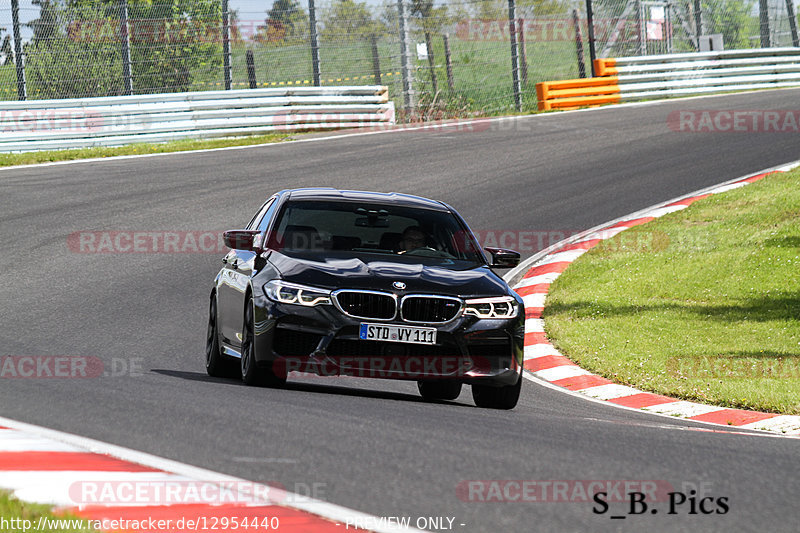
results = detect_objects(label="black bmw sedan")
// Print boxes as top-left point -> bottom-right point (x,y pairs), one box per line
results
206,188 -> 525,409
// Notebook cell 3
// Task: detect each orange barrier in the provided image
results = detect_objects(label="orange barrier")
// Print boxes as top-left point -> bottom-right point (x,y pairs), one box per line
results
593,58 -> 618,76
535,74 -> 620,111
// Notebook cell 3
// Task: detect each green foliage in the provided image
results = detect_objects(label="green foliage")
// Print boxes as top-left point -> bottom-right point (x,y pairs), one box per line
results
25,2 -> 124,98
126,0 -> 223,93
25,0 -> 223,98
703,0 -> 757,49
321,0 -> 383,41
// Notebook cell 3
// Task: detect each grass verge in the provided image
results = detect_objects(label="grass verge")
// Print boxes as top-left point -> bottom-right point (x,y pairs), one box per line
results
0,491 -> 96,532
544,169 -> 800,415
0,133 -> 292,168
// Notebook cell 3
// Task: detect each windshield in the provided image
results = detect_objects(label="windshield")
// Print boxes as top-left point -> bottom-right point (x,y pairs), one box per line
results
267,200 -> 485,265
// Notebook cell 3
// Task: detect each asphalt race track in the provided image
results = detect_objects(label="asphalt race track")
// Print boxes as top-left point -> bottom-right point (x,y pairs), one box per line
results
2,89 -> 799,532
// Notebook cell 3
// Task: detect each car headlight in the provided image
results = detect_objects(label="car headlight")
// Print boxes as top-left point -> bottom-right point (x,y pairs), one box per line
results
264,280 -> 331,306
463,296 -> 519,319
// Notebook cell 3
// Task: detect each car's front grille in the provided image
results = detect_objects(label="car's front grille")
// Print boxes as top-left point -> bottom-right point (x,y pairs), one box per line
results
334,291 -> 396,320
401,296 -> 462,323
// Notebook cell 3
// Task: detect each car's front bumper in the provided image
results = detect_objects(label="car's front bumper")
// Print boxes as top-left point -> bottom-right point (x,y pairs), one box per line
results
252,289 -> 525,385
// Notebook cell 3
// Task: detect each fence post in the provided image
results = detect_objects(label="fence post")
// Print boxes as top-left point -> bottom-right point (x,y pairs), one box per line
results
443,34 -> 454,91
222,0 -> 232,89
518,18 -> 528,85
246,50 -> 257,88
309,0 -> 321,86
119,0 -> 133,95
425,32 -> 438,97
397,0 -> 415,116
693,0 -> 702,49
11,0 -> 26,101
785,0 -> 800,47
572,9 -> 586,78
759,0 -> 771,48
507,0 -> 521,111
370,34 -> 381,85
586,0 -> 597,76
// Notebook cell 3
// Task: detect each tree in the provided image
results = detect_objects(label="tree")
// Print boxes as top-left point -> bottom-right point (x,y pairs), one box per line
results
31,0 -> 59,43
321,0 -> 380,41
703,0 -> 756,49
1,32 -> 12,66
258,0 -> 308,43
25,0 -> 224,98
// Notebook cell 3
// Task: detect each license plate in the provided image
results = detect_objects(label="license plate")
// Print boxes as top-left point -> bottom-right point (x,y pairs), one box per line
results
359,323 -> 437,345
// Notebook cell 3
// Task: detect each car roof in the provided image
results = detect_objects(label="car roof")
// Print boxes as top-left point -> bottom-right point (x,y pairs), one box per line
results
281,188 -> 451,212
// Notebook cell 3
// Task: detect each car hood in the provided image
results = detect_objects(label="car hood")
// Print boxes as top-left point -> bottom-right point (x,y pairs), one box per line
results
267,252 -> 510,297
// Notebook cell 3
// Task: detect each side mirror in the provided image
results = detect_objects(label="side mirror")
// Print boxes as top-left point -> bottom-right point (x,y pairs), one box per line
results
223,230 -> 262,251
485,247 -> 520,268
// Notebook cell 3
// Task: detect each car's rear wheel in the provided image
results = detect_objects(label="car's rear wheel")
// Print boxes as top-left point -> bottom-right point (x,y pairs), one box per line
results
241,295 -> 286,388
472,373 -> 522,410
417,381 -> 462,401
206,295 -> 235,377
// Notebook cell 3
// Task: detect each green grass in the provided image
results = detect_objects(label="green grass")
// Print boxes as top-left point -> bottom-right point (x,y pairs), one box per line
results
544,169 -> 800,415
0,132 -> 290,168
0,491 -> 96,532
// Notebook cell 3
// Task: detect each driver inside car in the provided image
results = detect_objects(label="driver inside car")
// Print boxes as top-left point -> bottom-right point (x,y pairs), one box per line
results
398,226 -> 429,253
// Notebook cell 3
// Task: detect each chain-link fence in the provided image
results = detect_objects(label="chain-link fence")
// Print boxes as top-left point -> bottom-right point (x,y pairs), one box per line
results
2,0 -> 799,119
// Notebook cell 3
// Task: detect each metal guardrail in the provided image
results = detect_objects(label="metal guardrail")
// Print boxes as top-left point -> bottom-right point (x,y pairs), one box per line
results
0,86 -> 395,152
536,48 -> 800,111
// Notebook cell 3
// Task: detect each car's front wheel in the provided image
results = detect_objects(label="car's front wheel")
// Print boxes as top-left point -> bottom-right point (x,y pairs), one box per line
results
472,373 -> 522,410
418,380 -> 462,401
206,295 -> 235,377
241,295 -> 286,388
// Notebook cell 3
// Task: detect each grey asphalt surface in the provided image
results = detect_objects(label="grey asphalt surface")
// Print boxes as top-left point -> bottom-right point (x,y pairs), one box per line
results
1,89 -> 799,533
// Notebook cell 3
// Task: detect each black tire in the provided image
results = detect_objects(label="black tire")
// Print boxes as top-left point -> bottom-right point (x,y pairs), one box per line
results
418,380 -> 463,401
206,295 -> 235,377
472,373 -> 522,410
240,296 -> 286,388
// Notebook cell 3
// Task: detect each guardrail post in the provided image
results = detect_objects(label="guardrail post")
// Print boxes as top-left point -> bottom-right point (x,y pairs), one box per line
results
585,0 -> 597,77
222,0 -> 232,90
119,0 -> 133,96
507,0 -> 522,112
759,0 -> 771,48
785,0 -> 800,47
246,50 -> 257,88
11,0 -> 26,101
309,0 -> 321,86
572,9 -> 586,78
397,0 -> 416,116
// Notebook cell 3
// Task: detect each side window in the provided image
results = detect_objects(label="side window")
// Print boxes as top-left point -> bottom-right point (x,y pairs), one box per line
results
246,198 -> 275,231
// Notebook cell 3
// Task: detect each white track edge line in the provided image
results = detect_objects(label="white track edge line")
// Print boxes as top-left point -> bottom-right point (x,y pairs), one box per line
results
0,415 -> 427,533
